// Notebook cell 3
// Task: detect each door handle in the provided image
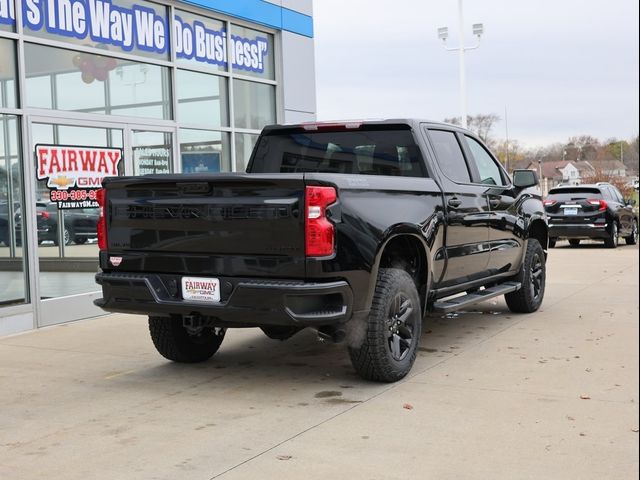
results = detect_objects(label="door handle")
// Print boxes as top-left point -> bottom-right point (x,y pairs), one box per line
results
448,198 -> 462,208
489,198 -> 501,208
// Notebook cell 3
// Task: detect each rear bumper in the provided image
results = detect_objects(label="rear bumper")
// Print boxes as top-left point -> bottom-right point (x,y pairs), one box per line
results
94,271 -> 353,327
548,223 -> 610,239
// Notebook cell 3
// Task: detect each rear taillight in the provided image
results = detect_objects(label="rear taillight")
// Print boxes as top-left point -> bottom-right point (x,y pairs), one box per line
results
96,188 -> 107,251
588,199 -> 607,211
305,186 -> 337,257
543,199 -> 556,207
40,211 -> 50,219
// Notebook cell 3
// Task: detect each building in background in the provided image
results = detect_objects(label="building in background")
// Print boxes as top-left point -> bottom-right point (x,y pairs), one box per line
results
0,0 -> 316,335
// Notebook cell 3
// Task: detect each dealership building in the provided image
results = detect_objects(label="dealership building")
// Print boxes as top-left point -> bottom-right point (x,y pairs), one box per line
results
0,0 -> 316,335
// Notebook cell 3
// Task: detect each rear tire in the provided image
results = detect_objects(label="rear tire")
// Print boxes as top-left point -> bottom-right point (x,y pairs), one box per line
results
604,222 -> 619,249
348,268 -> 422,382
148,316 -> 225,363
505,239 -> 545,313
568,239 -> 581,247
625,220 -> 638,245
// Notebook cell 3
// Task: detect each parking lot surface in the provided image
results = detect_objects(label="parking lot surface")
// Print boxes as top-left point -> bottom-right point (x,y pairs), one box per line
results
1,242 -> 638,479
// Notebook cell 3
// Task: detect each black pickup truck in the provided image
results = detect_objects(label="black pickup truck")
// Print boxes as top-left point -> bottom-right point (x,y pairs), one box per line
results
95,120 -> 548,382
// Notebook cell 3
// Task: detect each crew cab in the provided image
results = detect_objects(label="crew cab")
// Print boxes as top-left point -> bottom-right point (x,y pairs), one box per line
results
95,120 -> 549,382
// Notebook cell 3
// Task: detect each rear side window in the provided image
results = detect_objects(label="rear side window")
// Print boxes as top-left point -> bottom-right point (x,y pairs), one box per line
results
463,135 -> 506,186
250,128 -> 426,177
428,130 -> 471,183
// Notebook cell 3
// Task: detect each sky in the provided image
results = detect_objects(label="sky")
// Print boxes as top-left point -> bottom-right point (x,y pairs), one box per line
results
312,0 -> 640,148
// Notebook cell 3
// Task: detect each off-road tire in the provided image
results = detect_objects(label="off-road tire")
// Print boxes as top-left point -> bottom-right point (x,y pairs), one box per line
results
348,268 -> 422,383
148,316 -> 225,363
505,239 -> 545,313
604,222 -> 619,249
568,239 -> 580,247
624,220 -> 638,245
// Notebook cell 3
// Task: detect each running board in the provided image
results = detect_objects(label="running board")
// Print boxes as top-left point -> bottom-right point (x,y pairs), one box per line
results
432,282 -> 521,314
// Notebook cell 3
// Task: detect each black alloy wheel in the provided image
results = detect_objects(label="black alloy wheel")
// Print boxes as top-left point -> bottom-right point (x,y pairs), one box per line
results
505,238 -> 546,313
529,250 -> 544,302
386,293 -> 416,361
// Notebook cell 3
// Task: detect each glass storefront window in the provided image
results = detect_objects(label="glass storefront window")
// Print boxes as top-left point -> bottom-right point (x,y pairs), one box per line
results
0,114 -> 27,305
176,70 -> 228,128
233,79 -> 276,131
230,25 -> 275,81
133,130 -> 173,175
0,0 -> 15,32
22,0 -> 170,61
174,10 -> 227,72
24,43 -> 172,120
0,38 -> 17,109
235,132 -> 259,172
180,129 -> 230,173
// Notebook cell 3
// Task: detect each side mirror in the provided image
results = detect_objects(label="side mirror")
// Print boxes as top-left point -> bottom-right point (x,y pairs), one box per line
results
513,169 -> 539,189
626,198 -> 636,206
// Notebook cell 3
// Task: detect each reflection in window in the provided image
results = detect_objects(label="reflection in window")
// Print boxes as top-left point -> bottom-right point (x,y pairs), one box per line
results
0,38 -> 17,109
235,133 -> 259,171
180,129 -> 230,173
0,114 -> 27,305
24,43 -> 172,120
233,80 -> 275,130
464,135 -> 505,186
177,70 -> 228,128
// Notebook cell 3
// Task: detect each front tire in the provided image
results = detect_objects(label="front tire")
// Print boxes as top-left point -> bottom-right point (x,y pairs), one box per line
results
148,316 -> 225,363
505,239 -> 546,313
548,238 -> 557,248
625,220 -> 638,245
348,268 -> 422,382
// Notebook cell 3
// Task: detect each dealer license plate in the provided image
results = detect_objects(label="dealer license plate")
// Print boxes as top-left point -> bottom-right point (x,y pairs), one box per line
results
564,208 -> 578,215
181,276 -> 220,303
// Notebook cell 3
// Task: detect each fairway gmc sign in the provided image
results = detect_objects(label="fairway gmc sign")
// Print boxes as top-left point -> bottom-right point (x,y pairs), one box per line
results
36,144 -> 123,209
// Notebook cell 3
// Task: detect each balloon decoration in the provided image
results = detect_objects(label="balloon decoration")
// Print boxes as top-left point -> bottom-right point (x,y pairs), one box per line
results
72,46 -> 118,84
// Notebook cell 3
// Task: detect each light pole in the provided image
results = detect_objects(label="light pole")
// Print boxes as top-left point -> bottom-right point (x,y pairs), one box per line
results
438,0 -> 483,129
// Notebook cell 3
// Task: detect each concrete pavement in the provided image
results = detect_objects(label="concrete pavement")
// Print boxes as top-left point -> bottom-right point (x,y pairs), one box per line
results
0,242 -> 638,479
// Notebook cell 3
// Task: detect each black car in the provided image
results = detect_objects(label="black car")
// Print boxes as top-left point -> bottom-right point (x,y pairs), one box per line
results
545,183 -> 638,248
15,202 -> 99,245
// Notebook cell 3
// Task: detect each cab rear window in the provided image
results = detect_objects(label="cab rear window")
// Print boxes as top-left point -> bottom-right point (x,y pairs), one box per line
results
250,127 -> 426,177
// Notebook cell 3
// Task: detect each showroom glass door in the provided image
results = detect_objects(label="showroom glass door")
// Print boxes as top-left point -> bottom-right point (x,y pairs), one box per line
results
28,119 -> 126,327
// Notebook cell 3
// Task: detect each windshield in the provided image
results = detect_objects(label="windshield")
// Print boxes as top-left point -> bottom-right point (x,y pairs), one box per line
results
249,128 -> 426,177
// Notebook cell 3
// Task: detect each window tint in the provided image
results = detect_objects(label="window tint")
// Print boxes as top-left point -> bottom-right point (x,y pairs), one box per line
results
251,128 -> 425,177
464,136 -> 505,186
428,130 -> 470,183
609,186 -> 624,203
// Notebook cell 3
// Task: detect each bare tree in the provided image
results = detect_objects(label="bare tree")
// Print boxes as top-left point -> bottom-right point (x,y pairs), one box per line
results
443,113 -> 501,145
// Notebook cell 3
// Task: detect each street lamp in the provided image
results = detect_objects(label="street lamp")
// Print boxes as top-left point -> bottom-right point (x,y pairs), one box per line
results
438,0 -> 483,129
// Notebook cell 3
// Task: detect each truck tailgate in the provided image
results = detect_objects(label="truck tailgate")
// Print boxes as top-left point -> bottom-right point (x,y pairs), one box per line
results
103,173 -> 306,277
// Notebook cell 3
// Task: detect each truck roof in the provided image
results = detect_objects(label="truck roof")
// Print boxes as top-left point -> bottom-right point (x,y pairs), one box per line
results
261,119 -> 471,134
